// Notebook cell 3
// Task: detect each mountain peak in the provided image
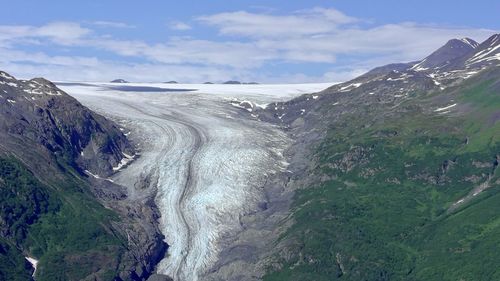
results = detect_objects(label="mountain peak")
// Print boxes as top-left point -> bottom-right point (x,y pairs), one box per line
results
441,38 -> 479,51
412,37 -> 478,70
110,79 -> 128,83
0,70 -> 16,81
481,33 -> 500,46
465,33 -> 500,66
459,37 -> 479,49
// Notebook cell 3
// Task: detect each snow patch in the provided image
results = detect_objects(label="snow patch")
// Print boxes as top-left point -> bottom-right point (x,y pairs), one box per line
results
411,59 -> 429,71
463,71 -> 479,79
387,77 -> 405,81
0,81 -> 18,87
0,72 -> 14,80
468,43 -> 500,63
113,153 -> 135,171
254,102 -> 268,109
339,83 -> 362,92
25,257 -> 38,277
434,103 -> 457,112
460,38 -> 479,49
85,170 -> 101,179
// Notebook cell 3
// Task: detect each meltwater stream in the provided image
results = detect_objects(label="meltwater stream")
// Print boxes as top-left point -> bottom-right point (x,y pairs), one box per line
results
60,82 -> 330,281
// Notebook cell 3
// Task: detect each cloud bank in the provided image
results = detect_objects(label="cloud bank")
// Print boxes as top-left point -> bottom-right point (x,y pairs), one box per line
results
0,8 -> 495,83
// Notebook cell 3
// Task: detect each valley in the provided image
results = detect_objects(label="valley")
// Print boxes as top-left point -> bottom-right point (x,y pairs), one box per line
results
0,32 -> 498,281
58,83 -> 327,280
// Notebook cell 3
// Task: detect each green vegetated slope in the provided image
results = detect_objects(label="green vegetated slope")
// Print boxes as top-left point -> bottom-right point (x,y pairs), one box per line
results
0,157 -> 126,281
264,72 -> 500,280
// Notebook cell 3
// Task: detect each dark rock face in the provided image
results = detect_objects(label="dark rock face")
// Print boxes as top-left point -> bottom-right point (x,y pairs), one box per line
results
164,81 -> 178,84
357,62 -> 415,80
413,34 -> 499,73
412,38 -> 478,70
223,80 -> 242,84
0,71 -> 166,280
0,73 -> 133,177
146,274 -> 174,281
111,79 -> 129,83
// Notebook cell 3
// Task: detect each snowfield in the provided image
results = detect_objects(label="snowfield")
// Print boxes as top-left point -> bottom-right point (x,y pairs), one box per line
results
59,82 -> 332,281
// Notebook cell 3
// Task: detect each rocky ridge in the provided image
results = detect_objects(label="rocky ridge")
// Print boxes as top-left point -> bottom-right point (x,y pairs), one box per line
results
0,71 -> 167,280
210,33 -> 500,281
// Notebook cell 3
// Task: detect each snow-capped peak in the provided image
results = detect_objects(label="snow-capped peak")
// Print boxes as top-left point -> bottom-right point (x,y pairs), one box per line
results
489,34 -> 500,45
460,38 -> 479,49
467,34 -> 500,65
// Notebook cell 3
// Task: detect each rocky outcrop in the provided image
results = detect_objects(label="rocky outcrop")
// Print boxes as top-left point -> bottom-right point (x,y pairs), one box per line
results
111,79 -> 129,83
0,72 -> 134,177
223,80 -> 242,84
0,71 -> 166,280
215,34 -> 500,281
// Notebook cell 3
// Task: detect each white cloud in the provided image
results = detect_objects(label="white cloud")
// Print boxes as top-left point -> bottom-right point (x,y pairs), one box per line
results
255,23 -> 494,64
0,22 -> 90,46
169,21 -> 192,31
35,22 -> 91,44
0,8 -> 496,83
86,37 -> 273,68
91,21 -> 136,29
2,55 -> 243,83
197,8 -> 357,38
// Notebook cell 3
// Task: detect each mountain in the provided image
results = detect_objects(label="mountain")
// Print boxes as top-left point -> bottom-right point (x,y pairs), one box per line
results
466,33 -> 500,67
411,34 -> 499,79
223,80 -> 242,84
0,73 -> 134,176
224,34 -> 500,281
110,79 -> 129,83
223,80 -> 259,85
411,38 -> 478,70
164,81 -> 178,84
0,71 -> 166,281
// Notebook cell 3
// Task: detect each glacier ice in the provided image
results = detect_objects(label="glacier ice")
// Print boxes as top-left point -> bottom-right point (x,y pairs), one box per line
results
59,82 -> 328,280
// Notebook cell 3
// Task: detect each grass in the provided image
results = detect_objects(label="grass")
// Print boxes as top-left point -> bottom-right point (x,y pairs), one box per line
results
264,74 -> 500,281
0,157 -> 126,280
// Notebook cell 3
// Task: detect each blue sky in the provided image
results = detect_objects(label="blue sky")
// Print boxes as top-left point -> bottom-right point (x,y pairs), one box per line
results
0,0 -> 498,83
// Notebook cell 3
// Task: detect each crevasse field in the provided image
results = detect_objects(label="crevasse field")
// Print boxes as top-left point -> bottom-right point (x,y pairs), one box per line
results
58,82 -> 332,281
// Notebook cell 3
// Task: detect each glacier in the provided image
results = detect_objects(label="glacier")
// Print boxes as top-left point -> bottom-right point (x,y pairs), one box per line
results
59,82 -> 330,280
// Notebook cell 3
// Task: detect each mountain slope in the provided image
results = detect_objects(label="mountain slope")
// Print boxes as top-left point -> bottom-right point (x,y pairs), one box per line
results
411,38 -> 478,70
251,34 -> 500,281
0,71 -> 166,281
0,72 -> 134,177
